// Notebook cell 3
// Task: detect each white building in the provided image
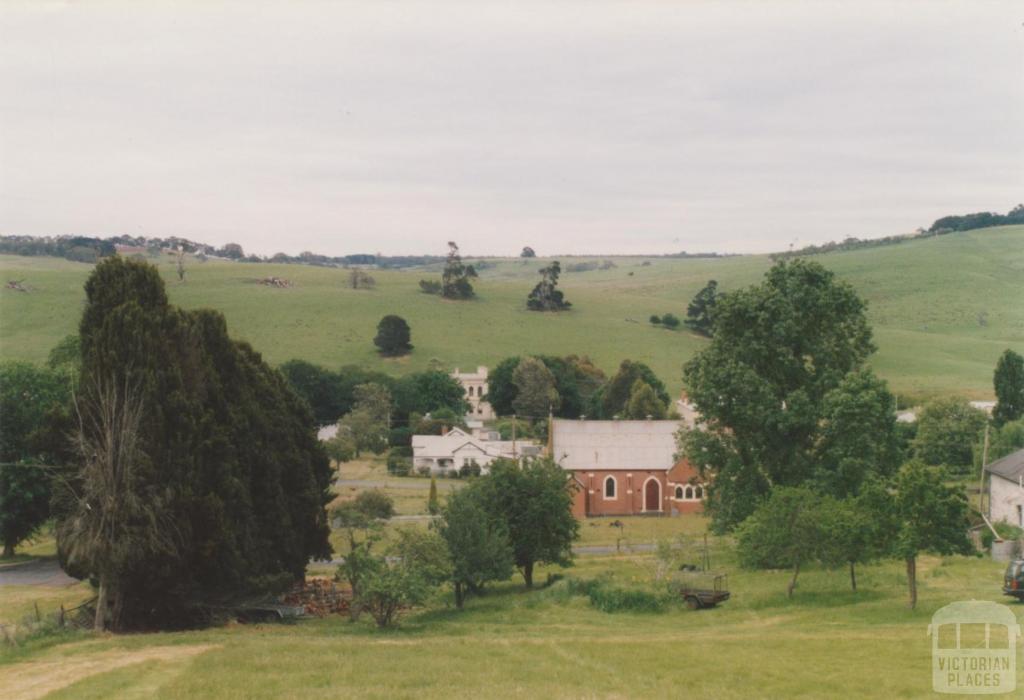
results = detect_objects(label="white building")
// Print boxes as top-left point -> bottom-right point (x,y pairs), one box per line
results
412,426 -> 539,475
452,366 -> 495,420
985,448 -> 1024,527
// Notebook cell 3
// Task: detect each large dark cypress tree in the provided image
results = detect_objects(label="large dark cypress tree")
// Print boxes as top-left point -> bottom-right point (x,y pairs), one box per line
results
57,258 -> 332,629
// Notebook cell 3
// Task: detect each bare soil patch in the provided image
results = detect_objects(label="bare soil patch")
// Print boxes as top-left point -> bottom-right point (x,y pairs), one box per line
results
0,643 -> 217,700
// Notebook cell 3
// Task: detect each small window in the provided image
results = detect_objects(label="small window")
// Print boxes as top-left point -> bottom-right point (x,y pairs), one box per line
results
695,486 -> 703,499
604,476 -> 616,499
675,486 -> 683,499
685,486 -> 694,499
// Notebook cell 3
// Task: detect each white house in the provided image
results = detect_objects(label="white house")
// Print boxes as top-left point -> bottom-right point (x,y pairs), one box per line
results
985,448 -> 1024,527
452,366 -> 495,420
412,426 -> 539,475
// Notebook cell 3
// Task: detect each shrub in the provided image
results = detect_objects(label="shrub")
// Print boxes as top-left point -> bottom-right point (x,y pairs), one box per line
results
649,315 -> 662,325
386,447 -> 413,476
564,578 -> 664,613
661,313 -> 681,328
419,279 -> 442,295
981,522 -> 1024,550
388,426 -> 412,447
459,460 -> 482,478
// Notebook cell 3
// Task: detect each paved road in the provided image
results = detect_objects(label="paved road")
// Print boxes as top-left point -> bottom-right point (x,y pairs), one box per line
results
335,479 -> 459,491
0,558 -> 77,587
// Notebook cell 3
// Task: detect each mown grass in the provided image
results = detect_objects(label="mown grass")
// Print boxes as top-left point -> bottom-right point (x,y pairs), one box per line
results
3,549 -> 1018,699
2,225 -> 1023,401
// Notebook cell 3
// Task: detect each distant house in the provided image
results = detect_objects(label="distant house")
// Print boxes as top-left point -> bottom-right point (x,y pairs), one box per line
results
412,426 -> 539,475
548,419 -> 705,518
985,448 -> 1024,528
452,367 -> 495,420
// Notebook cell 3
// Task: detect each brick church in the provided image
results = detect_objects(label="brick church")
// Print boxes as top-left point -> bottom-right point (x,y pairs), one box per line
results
548,419 -> 706,518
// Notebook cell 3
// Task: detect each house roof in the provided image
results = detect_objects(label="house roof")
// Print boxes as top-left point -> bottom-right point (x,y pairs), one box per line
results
550,419 -> 682,471
412,429 -> 536,459
985,448 -> 1024,482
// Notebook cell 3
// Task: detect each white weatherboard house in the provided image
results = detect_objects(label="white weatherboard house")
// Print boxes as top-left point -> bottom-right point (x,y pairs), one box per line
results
412,427 -> 539,475
985,448 -> 1024,527
452,366 -> 495,420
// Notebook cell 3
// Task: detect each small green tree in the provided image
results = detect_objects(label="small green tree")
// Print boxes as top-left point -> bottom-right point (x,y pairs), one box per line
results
336,383 -> 392,456
512,357 -> 560,420
914,397 -> 987,470
0,362 -> 70,557
437,484 -> 515,608
526,261 -> 571,311
601,360 -> 670,419
816,493 -> 882,592
985,419 -> 1024,464
649,315 -> 662,325
993,349 -> 1024,427
623,379 -> 667,419
334,490 -> 395,618
735,486 -> 822,598
880,461 -> 973,609
684,280 -> 722,336
355,528 -> 451,627
440,241 -> 477,300
427,476 -> 440,514
476,458 -> 579,588
374,315 -> 413,356
660,313 -> 680,329
392,371 -> 468,418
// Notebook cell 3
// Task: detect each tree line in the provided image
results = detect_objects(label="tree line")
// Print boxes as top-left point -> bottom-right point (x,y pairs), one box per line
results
771,204 -> 1024,261
679,258 -> 1024,607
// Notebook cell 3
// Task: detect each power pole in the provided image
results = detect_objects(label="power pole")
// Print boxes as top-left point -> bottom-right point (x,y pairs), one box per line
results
512,414 -> 517,459
979,423 -> 991,518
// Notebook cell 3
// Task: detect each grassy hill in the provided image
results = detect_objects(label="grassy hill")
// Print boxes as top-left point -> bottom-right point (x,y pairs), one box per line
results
2,225 -> 1022,401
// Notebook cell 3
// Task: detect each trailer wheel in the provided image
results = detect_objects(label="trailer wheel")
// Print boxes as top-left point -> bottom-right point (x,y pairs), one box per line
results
685,596 -> 701,610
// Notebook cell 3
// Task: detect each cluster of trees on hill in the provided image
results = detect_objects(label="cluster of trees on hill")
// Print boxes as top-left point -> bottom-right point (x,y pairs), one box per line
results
335,456 -> 578,626
278,360 -> 467,429
929,204 -> 1024,233
486,355 -> 671,423
419,242 -> 478,299
526,262 -> 571,311
0,235 -> 117,262
0,234 -> 451,269
772,204 -> 1024,260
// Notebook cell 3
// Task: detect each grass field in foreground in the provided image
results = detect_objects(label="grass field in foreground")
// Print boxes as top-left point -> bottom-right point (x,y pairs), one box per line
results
2,225 -> 1023,401
2,548 -> 1018,699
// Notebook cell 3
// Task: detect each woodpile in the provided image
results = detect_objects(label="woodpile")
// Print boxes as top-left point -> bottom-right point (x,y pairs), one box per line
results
281,578 -> 350,617
257,276 -> 294,288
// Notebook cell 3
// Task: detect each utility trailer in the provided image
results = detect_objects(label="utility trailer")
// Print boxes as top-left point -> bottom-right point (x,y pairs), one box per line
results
674,572 -> 730,610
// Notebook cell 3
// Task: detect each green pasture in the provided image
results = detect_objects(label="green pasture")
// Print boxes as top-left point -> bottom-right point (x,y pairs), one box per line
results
2,225 -> 1023,401
2,541 -> 1018,699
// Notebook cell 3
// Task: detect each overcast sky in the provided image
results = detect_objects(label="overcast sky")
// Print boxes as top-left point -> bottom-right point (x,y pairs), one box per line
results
1,1 -> 1021,257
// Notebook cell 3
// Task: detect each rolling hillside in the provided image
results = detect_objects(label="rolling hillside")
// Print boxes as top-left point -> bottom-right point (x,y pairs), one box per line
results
1,226 -> 1022,402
